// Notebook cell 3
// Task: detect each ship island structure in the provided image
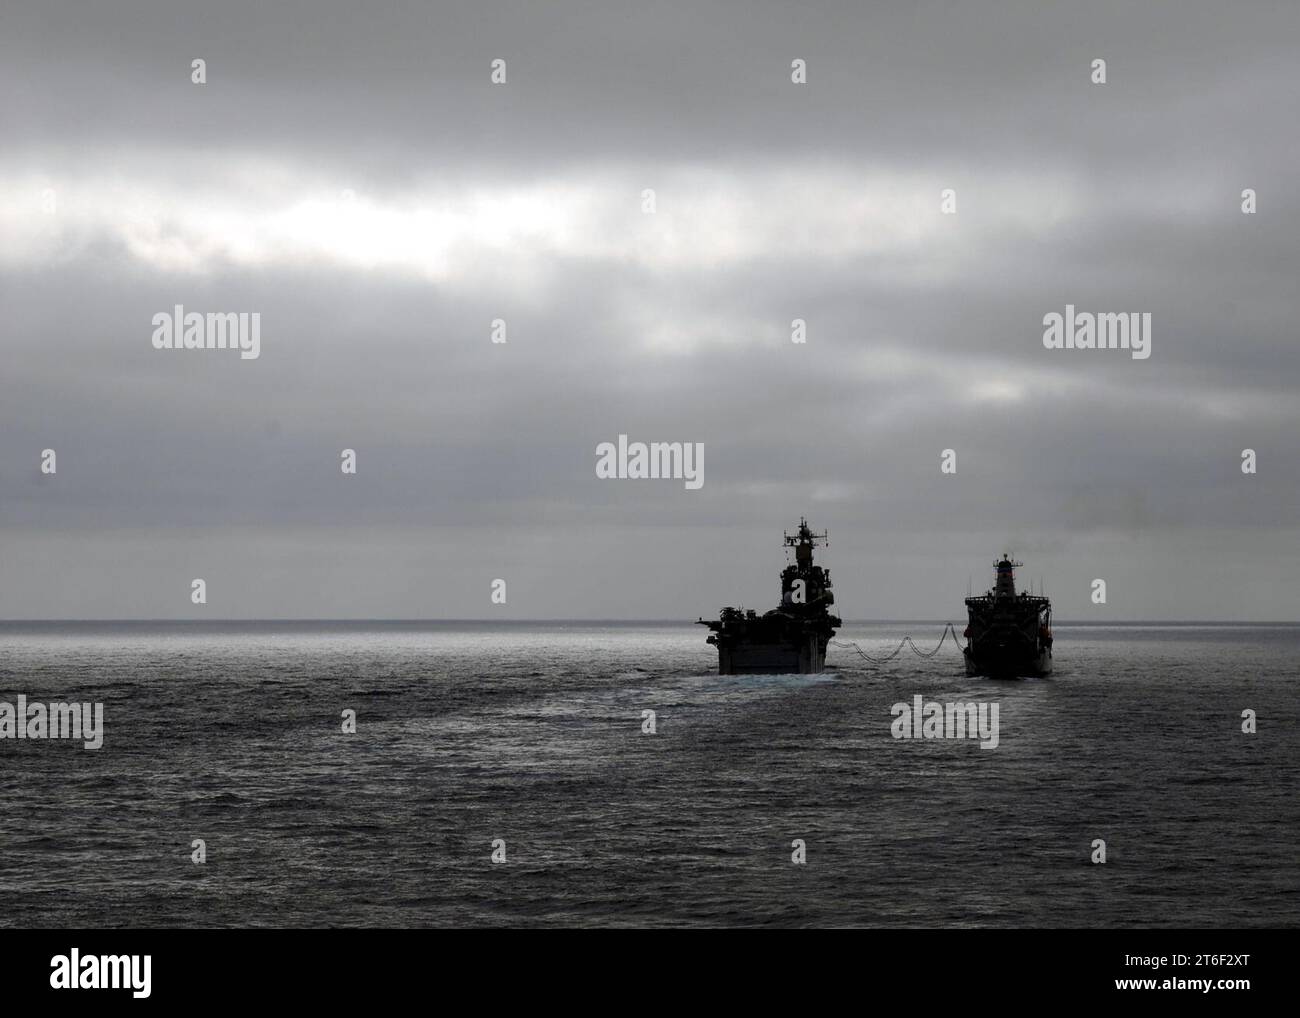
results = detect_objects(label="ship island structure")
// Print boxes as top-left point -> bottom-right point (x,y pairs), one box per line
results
697,518 -> 841,674
963,555 -> 1053,678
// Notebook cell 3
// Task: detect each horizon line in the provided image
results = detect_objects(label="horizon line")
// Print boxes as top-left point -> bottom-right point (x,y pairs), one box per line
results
1,618 -> 1297,626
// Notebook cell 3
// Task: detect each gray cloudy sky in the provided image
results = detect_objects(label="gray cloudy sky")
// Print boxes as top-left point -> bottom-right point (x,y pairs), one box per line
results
1,0 -> 1298,620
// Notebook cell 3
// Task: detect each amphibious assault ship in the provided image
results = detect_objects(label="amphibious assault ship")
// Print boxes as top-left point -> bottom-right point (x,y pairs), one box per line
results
963,556 -> 1052,678
697,518 -> 841,674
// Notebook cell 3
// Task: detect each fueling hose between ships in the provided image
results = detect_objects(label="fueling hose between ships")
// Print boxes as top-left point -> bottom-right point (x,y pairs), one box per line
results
830,623 -> 963,663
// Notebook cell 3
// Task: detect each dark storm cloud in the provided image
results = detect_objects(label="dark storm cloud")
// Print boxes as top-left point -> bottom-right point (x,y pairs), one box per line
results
1,0 -> 1298,618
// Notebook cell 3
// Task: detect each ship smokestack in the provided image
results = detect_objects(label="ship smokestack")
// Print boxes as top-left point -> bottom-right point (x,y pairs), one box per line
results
995,555 -> 1017,598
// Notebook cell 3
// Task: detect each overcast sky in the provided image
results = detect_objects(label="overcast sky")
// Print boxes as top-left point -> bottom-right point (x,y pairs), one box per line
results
1,0 -> 1298,620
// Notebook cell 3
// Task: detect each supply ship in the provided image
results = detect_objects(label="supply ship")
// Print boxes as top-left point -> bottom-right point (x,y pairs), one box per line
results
697,518 -> 841,674
963,555 -> 1052,678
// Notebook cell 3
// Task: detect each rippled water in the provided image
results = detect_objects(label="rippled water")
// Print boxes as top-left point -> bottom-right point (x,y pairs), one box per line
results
0,621 -> 1295,928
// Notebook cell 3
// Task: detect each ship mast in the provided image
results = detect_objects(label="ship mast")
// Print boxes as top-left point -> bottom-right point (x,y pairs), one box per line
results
784,516 -> 827,569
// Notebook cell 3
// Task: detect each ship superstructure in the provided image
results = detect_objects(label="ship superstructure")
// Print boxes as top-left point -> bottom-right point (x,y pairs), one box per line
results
963,556 -> 1052,678
697,518 -> 841,674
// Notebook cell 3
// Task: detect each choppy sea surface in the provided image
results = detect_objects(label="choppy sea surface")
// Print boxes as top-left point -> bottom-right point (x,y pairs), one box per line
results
0,621 -> 1296,928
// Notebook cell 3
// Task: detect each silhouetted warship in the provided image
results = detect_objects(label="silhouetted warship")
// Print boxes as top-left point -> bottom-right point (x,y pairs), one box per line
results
963,556 -> 1052,678
698,518 -> 841,674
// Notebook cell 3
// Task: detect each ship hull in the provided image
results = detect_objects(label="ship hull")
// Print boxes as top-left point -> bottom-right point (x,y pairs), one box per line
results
713,631 -> 830,675
963,643 -> 1052,679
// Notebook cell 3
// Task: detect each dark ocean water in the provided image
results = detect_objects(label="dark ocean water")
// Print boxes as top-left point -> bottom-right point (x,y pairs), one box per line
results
0,621 -> 1296,928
